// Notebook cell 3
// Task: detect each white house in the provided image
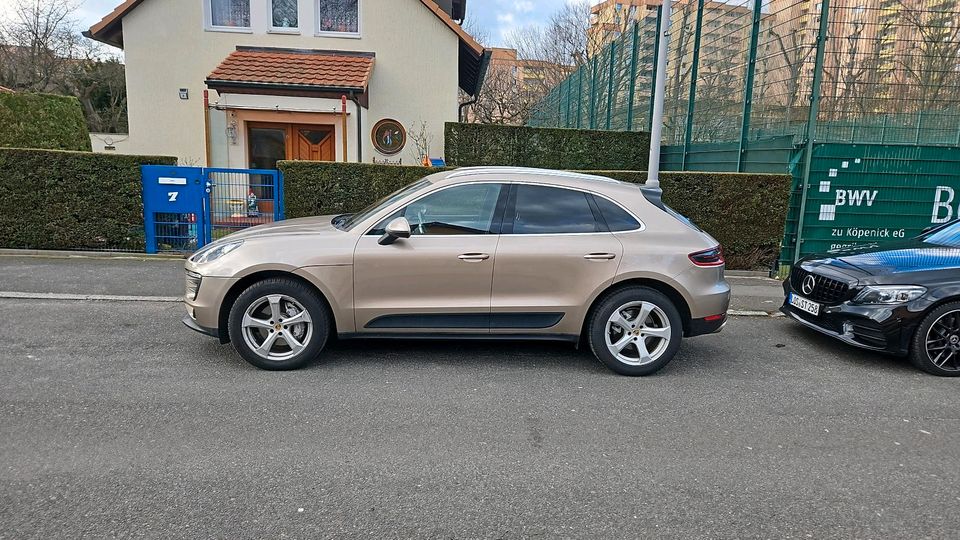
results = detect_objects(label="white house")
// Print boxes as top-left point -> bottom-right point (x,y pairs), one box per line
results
86,0 -> 488,167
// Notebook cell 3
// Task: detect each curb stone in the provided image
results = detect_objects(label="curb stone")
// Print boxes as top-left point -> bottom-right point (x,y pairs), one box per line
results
0,248 -> 184,261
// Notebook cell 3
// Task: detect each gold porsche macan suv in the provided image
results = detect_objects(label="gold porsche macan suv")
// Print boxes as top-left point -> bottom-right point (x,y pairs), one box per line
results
183,167 -> 730,375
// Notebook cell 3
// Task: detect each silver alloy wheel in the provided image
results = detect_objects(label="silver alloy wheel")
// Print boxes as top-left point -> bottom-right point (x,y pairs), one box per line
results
604,300 -> 672,366
241,294 -> 313,362
925,309 -> 960,371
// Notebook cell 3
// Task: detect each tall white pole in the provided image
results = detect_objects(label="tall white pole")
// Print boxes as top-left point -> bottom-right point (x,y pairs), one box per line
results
646,0 -> 673,190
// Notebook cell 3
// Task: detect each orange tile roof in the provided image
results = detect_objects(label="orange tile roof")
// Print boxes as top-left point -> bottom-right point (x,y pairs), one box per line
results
207,48 -> 375,91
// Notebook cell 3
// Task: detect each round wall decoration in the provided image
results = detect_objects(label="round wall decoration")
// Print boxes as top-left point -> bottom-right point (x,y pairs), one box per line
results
372,119 -> 406,155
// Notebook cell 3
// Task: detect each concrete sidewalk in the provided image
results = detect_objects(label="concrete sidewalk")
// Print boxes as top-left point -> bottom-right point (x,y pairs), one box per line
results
0,253 -> 786,314
0,254 -> 185,297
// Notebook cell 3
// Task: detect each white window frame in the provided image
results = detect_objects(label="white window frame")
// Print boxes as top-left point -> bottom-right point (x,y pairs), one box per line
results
203,0 -> 253,33
315,0 -> 361,38
268,0 -> 300,33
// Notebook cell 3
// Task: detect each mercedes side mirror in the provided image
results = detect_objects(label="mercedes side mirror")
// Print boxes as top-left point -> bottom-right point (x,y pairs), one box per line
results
379,217 -> 411,245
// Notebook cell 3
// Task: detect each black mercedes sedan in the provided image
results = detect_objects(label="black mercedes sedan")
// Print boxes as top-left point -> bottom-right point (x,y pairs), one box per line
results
782,219 -> 960,376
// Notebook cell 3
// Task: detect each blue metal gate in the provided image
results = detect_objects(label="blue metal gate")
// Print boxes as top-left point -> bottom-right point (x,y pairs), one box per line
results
142,165 -> 284,253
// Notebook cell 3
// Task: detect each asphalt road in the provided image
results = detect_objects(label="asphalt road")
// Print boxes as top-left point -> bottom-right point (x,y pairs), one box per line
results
1,256 -> 958,538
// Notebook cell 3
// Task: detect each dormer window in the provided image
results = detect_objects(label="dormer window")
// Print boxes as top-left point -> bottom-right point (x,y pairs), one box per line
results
271,0 -> 299,30
209,0 -> 250,28
316,0 -> 360,36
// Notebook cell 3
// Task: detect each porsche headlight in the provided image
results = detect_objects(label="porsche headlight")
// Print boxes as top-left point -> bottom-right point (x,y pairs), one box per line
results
852,285 -> 927,305
190,240 -> 243,264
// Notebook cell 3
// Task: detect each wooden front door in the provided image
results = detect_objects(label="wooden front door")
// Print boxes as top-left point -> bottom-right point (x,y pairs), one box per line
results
293,126 -> 335,161
247,123 -> 337,166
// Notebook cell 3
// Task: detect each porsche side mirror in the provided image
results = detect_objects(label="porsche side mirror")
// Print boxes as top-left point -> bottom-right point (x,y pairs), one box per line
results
379,217 -> 411,245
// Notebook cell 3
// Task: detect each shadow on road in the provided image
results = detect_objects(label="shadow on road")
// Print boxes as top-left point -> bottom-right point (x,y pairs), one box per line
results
778,320 -> 915,374
182,311 -> 920,378
193,328 -> 742,377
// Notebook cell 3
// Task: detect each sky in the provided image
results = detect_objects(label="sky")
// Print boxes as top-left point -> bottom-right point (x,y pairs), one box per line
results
0,0 -> 120,35
469,0 -> 585,46
0,0 -> 591,48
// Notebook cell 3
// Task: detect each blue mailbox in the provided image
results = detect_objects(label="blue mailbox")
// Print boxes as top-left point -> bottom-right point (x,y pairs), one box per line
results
142,165 -> 208,253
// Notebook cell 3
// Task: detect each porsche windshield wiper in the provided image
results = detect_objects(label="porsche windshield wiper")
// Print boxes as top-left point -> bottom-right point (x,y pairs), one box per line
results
331,213 -> 354,229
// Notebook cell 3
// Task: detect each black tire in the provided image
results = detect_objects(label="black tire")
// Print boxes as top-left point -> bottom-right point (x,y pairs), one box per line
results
227,277 -> 330,370
588,286 -> 683,376
909,301 -> 960,377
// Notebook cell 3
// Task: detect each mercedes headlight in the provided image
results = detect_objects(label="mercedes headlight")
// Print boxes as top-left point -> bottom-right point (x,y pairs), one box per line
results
852,285 -> 927,305
190,240 -> 243,264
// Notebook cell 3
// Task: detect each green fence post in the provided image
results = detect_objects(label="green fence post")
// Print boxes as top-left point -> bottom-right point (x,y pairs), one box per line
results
737,0 -> 763,172
682,0 -> 705,170
589,55 -> 599,129
793,0 -> 830,264
556,86 -> 563,128
576,68 -> 583,129
626,21 -> 640,131
565,79 -> 572,128
648,5 -> 663,132
915,110 -> 923,145
606,41 -> 617,130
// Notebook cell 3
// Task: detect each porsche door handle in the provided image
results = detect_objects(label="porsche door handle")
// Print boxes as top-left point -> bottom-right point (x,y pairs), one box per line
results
458,253 -> 490,262
583,252 -> 617,260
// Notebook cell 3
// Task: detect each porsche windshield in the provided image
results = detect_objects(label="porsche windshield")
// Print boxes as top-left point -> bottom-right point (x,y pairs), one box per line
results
334,179 -> 432,231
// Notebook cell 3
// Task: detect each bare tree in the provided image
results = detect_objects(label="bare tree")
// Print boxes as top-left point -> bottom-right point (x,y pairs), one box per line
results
460,1 -> 590,125
464,62 -> 541,125
894,0 -> 960,112
64,45 -> 129,133
507,1 -> 598,71
0,0 -> 82,92
409,121 -> 433,164
0,0 -> 129,133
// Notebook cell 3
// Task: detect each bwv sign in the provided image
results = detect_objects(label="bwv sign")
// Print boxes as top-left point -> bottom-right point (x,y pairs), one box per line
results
834,189 -> 878,207
932,186 -> 960,224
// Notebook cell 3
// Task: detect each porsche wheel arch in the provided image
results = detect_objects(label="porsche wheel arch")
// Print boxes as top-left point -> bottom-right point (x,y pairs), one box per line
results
217,270 -> 336,344
580,277 -> 693,344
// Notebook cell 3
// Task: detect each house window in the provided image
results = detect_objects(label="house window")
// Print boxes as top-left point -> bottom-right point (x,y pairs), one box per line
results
271,0 -> 298,29
316,0 -> 359,35
210,0 -> 250,27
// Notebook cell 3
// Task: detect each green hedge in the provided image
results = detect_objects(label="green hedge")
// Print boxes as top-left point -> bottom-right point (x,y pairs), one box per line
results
282,160 -> 447,218
583,170 -> 792,270
0,93 -> 91,151
445,123 -> 650,170
0,148 -> 176,250
280,162 -> 790,269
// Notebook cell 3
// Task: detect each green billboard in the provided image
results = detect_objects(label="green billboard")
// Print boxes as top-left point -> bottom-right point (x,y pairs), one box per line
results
782,143 -> 960,264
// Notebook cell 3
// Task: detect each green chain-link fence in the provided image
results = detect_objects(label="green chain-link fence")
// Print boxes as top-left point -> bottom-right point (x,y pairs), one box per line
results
529,0 -> 960,265
531,5 -> 661,132
531,0 -> 960,159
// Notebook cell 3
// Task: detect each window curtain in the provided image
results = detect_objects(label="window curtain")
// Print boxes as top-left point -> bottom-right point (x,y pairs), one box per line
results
272,0 -> 298,28
317,0 -> 359,33
211,0 -> 250,27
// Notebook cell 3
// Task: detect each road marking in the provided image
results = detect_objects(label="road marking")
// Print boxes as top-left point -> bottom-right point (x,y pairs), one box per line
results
728,309 -> 775,317
725,275 -> 780,282
0,249 -> 184,261
0,291 -> 181,302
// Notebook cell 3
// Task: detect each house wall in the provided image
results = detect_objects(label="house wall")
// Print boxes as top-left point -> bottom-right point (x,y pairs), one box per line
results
120,0 -> 460,165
